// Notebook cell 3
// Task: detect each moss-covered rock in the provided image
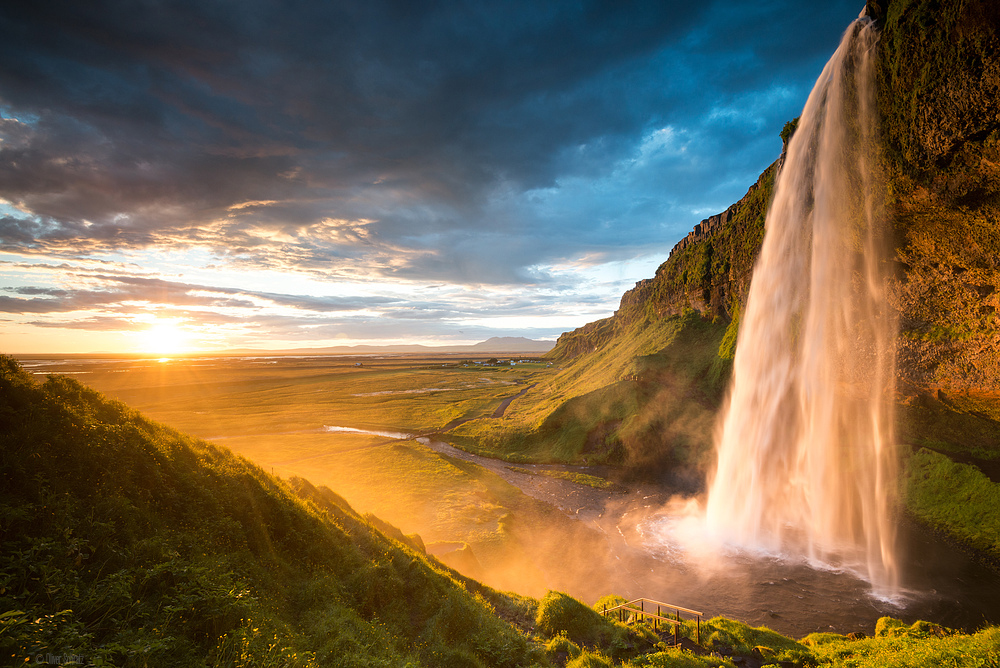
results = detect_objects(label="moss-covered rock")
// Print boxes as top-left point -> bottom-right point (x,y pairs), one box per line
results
870,0 -> 1000,391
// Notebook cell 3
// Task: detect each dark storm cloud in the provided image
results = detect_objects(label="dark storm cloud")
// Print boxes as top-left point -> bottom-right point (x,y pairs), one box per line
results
0,0 -> 860,284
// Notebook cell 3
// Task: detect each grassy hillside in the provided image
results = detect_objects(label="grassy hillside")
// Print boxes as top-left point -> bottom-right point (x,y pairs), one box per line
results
3,359 -> 1000,667
446,310 -> 730,483
42,355 -> 648,604
0,356 -> 543,667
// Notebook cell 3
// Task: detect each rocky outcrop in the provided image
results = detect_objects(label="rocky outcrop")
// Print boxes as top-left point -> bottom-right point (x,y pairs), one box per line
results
645,163 -> 775,318
549,315 -> 616,360
666,169 -> 773,259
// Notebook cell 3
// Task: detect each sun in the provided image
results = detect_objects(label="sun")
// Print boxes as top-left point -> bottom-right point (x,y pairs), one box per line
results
139,320 -> 188,356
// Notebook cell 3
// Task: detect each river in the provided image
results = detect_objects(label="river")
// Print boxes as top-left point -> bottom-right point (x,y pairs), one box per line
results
422,436 -> 1000,637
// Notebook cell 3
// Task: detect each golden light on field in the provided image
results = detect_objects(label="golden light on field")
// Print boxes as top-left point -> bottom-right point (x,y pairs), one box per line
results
138,319 -> 189,356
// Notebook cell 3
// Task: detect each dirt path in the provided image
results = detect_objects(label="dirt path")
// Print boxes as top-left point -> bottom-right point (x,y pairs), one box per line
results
435,382 -> 536,431
491,383 -> 536,417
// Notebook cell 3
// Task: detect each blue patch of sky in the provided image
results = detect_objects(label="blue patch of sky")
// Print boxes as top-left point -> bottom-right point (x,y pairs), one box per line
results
0,107 -> 41,126
0,201 -> 27,218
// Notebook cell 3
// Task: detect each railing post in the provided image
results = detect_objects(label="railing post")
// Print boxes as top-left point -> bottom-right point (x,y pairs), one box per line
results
608,597 -> 705,645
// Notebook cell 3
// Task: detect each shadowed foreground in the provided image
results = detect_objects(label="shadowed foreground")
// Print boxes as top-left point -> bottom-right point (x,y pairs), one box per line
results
3,355 -> 1000,668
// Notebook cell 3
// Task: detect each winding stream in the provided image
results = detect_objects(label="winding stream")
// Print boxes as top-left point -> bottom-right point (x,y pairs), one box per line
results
420,435 -> 1000,636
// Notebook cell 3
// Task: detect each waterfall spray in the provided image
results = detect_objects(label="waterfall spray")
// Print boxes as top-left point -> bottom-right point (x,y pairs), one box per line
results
705,17 -> 898,593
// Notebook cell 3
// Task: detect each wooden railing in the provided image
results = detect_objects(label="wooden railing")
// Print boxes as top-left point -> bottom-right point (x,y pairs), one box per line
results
600,598 -> 704,645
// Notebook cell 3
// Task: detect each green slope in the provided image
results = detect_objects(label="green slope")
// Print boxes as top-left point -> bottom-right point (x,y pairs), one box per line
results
2,361 -> 998,668
446,310 -> 730,481
0,356 -> 541,667
439,131 -> 775,476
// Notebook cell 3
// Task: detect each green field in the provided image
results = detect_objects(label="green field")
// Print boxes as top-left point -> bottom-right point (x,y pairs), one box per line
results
40,355 -> 550,437
23,348 -> 1000,618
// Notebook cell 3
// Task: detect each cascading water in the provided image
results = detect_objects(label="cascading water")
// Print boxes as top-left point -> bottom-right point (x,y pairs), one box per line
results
705,16 -> 899,594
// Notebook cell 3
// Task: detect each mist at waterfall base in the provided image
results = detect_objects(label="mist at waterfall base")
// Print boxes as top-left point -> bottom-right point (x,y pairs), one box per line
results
629,15 -> 1000,631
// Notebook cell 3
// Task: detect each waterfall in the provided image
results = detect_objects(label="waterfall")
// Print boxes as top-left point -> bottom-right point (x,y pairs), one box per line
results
704,17 -> 899,593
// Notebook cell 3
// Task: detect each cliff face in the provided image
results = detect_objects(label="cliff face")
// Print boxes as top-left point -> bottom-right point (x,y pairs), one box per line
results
504,0 -> 1000,481
551,162 -> 775,359
556,0 -> 1000,397
640,162 -> 775,320
871,0 -> 1000,172
874,0 -> 1000,391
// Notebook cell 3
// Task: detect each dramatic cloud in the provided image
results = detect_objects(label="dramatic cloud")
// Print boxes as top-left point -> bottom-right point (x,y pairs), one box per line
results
0,0 -> 862,352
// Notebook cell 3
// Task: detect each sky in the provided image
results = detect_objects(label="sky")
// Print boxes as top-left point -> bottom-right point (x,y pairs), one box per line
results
0,0 -> 862,354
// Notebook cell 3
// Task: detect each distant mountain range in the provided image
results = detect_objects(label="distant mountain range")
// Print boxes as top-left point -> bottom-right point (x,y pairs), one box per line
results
225,336 -> 554,356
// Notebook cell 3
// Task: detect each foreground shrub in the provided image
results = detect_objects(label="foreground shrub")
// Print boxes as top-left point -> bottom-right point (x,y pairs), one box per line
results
537,591 -> 617,647
545,632 -> 582,663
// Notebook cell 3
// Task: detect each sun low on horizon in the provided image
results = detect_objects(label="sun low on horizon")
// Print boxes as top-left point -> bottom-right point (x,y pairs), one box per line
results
135,319 -> 191,357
